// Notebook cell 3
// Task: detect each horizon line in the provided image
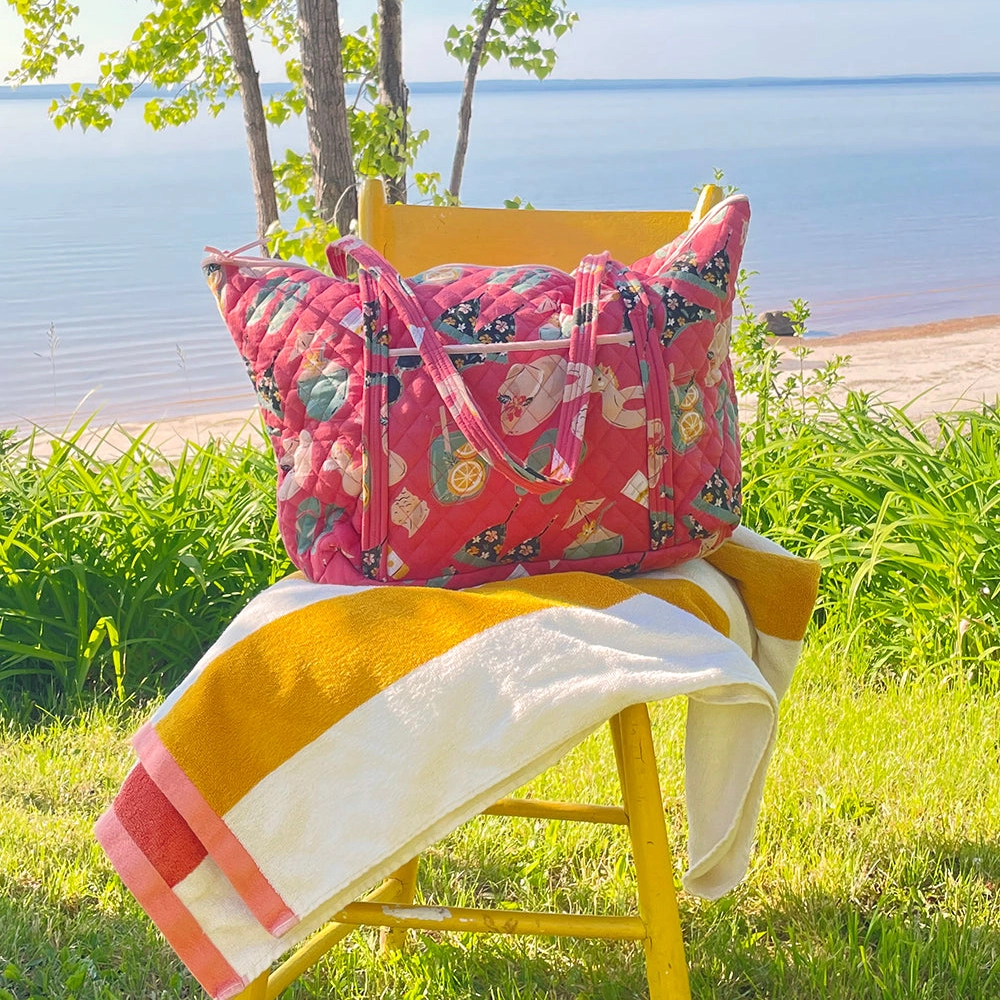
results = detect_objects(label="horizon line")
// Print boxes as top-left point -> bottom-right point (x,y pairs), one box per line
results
2,71 -> 999,98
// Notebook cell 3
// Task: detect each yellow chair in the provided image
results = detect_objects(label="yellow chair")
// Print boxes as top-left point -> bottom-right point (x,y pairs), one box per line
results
235,178 -> 725,1000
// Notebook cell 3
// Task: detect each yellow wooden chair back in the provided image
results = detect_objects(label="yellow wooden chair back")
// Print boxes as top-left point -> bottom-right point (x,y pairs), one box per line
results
358,176 -> 723,273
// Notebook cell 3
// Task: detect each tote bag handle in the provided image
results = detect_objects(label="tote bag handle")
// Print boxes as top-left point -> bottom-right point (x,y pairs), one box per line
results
330,236 -> 611,495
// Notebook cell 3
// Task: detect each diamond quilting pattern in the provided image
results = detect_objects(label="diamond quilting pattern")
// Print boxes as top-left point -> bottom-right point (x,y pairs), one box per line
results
203,195 -> 751,587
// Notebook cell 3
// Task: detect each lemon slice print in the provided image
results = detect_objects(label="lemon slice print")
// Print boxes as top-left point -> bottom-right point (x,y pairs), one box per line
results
679,384 -> 701,411
447,458 -> 487,499
678,409 -> 705,446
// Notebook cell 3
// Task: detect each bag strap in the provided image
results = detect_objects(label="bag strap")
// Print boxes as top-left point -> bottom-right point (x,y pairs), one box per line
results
331,235 -> 612,495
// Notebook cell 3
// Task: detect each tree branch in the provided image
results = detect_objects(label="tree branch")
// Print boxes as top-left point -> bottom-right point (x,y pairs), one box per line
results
448,0 -> 500,199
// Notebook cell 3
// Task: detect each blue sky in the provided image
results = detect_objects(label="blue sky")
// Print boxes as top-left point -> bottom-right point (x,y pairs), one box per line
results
2,0 -> 998,83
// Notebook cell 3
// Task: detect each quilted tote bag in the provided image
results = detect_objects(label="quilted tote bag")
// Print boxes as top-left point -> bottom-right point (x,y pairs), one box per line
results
204,194 -> 750,588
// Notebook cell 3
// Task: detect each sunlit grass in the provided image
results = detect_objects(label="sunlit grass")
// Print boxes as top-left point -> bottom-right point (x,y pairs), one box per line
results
1,648 -> 997,999
743,398 -> 1000,683
2,310 -> 999,996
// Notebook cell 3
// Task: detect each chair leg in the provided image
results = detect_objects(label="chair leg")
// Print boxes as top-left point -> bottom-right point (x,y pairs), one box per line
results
379,856 -> 420,953
608,712 -> 628,793
234,969 -> 269,999
614,704 -> 691,1000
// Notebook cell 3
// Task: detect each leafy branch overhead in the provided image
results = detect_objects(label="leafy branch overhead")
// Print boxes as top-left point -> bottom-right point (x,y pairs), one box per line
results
5,0 -> 577,262
445,0 -> 577,79
444,0 -> 578,198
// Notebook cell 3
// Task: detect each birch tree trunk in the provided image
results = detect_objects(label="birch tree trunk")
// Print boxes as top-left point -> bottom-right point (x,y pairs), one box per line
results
448,0 -> 500,201
220,0 -> 279,244
377,0 -> 408,204
298,0 -> 358,235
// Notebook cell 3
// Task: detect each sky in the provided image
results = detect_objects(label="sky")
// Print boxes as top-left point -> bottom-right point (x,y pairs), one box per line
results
1,0 -> 998,85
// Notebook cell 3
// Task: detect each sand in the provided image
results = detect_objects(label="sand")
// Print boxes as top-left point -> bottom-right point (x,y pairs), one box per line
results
783,314 -> 1000,419
23,314 -> 1000,461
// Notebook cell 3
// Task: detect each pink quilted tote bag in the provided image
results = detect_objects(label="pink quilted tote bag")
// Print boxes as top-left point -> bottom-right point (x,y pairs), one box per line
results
204,195 -> 750,588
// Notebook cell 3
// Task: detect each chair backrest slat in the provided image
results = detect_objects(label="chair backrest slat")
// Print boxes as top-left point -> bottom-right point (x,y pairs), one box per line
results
357,178 -> 723,273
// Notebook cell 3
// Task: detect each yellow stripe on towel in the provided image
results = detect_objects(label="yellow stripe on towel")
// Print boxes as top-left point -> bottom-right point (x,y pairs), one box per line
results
705,542 -> 820,641
158,572 -> 665,815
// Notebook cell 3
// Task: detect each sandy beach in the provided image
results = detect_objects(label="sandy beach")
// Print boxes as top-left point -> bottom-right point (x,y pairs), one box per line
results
786,314 -> 1000,418
23,314 -> 1000,462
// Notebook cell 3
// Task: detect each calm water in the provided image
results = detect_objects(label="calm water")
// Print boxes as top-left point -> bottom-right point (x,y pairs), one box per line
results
1,78 -> 999,430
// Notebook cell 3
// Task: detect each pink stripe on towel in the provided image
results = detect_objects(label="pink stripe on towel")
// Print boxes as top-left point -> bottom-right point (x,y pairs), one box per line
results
94,806 -> 247,1000
134,722 -> 299,936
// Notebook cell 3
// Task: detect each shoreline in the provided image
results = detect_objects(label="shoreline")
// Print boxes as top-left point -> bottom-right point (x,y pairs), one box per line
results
16,312 -> 1000,460
806,313 -> 1000,346
784,312 -> 1000,419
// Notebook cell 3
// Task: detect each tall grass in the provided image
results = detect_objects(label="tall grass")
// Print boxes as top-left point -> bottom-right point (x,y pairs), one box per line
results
2,655 -> 998,998
744,399 -> 999,681
732,281 -> 1000,684
0,423 -> 290,712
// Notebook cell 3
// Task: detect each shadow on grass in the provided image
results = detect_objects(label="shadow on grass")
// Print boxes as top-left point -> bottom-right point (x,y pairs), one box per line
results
686,835 -> 1000,1000
0,865 -> 647,1000
0,876 -> 196,999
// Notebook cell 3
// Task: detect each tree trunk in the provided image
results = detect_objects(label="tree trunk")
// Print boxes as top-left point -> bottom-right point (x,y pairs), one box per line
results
220,0 -> 279,245
448,0 -> 499,201
298,0 -> 358,236
377,0 -> 408,204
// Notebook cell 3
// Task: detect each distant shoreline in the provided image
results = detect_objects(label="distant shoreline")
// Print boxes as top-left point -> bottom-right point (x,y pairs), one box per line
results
17,311 -> 1000,457
4,72 -> 1000,100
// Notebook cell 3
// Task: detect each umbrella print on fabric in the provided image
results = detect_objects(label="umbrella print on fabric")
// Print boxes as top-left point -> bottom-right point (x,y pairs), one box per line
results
658,288 -> 715,345
610,556 -> 646,579
434,297 -> 489,367
562,502 -> 623,561
691,469 -> 743,525
664,250 -> 700,282
453,500 -> 523,567
361,543 -> 384,580
244,276 -> 312,329
664,243 -> 732,299
563,498 -> 606,531
246,360 -> 283,418
476,307 -> 521,344
265,282 -> 313,336
701,246 -> 731,295
435,297 -> 482,339
363,298 -> 390,347
649,511 -> 675,550
682,514 -> 722,557
614,280 -> 642,332
294,497 -> 345,557
499,516 -> 558,564
300,362 -> 350,421
512,428 -> 588,504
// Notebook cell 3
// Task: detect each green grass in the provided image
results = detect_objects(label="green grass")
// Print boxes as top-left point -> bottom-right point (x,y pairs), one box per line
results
2,648 -> 998,999
742,399 -> 1000,681
2,298 -> 999,996
0,424 -> 290,714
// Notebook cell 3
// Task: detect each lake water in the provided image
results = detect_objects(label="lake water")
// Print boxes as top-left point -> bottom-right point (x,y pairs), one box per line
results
2,77 -> 999,430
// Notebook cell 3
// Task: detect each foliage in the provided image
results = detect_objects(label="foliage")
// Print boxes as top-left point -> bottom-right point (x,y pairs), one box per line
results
3,1 -> 428,266
4,0 -> 83,84
264,13 -> 430,264
732,278 -> 1000,684
0,424 -> 290,712
444,0 -> 578,80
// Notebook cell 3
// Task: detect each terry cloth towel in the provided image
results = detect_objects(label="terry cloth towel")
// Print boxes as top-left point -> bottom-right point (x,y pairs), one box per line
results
96,526 -> 819,1000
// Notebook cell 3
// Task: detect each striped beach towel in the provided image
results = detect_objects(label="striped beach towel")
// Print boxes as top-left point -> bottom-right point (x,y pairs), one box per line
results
96,526 -> 819,999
